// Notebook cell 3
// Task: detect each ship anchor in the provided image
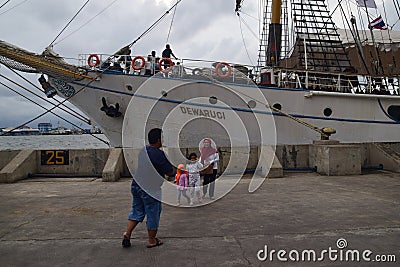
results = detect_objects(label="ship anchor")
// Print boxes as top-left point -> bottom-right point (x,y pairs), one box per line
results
101,97 -> 122,118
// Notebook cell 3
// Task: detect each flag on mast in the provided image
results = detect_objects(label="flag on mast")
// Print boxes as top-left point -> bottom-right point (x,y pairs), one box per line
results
368,16 -> 388,30
356,0 -> 377,8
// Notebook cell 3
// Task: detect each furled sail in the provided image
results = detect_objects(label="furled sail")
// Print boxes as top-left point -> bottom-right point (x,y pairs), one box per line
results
0,40 -> 91,81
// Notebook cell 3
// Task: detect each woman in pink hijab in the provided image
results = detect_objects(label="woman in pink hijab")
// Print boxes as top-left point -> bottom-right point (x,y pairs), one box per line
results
200,138 -> 219,199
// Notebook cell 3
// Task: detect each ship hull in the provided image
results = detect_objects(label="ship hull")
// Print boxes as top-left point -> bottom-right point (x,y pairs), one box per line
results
50,71 -> 400,147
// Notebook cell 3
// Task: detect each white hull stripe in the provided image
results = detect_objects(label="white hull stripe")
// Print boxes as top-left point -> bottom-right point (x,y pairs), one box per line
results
71,82 -> 400,125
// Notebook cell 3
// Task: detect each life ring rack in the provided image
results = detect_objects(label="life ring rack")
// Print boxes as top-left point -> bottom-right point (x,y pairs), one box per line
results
88,54 -> 100,67
131,56 -> 146,70
158,58 -> 174,73
215,62 -> 232,78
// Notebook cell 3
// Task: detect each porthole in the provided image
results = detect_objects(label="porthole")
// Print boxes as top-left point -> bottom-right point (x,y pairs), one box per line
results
126,84 -> 133,91
324,107 -> 332,117
388,105 -> 400,121
209,96 -> 217,104
273,103 -> 282,110
248,100 -> 256,109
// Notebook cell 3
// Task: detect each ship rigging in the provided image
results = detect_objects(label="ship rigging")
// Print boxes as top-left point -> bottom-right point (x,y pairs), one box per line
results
0,0 -> 399,146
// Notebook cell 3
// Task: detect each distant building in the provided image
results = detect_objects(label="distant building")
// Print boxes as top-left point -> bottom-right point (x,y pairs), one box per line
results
2,126 -> 39,136
48,126 -> 70,135
38,122 -> 52,133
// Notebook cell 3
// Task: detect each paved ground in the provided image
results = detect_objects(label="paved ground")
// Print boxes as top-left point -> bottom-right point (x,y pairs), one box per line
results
0,171 -> 399,266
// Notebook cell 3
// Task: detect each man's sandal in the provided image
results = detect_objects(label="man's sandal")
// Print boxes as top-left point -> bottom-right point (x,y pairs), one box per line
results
122,233 -> 131,248
146,238 -> 163,248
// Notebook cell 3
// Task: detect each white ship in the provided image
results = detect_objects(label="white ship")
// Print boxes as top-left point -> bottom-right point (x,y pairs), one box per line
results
1,0 -> 399,148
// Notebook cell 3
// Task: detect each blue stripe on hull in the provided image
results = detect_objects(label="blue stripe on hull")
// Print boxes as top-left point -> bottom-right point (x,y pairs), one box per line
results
71,80 -> 400,125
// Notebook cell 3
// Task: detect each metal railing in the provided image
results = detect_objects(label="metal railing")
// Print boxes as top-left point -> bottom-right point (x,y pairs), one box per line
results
78,54 -> 399,95
270,69 -> 400,95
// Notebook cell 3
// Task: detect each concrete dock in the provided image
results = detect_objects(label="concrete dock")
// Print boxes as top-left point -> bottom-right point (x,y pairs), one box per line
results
0,171 -> 399,266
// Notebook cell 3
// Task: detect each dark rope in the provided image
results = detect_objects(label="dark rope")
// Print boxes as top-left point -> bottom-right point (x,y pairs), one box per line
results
338,2 -> 370,75
166,0 -> 179,44
49,0 -> 90,47
0,72 -> 90,125
0,0 -> 11,9
237,13 -> 256,66
7,67 -> 90,123
392,0 -> 400,29
0,0 -> 183,145
54,0 -> 119,46
0,0 -> 28,15
0,72 -> 104,142
0,81 -> 109,146
362,0 -> 384,75
127,0 -> 183,49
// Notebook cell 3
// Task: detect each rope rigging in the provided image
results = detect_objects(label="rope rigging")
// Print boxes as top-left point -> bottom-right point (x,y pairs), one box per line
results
326,0 -> 400,76
166,0 -> 179,44
54,0 -> 120,46
237,13 -> 256,66
392,0 -> 400,29
0,0 -> 183,140
0,80 -> 109,145
188,68 -> 334,140
103,0 -> 183,64
6,66 -> 90,124
338,1 -> 371,75
0,58 -> 107,140
0,65 -> 109,144
0,0 -> 28,15
239,10 -> 259,21
48,0 -> 90,48
395,0 -> 400,22
237,12 -> 260,40
125,0 -> 183,50
6,0 -> 400,142
361,2 -> 384,75
0,0 -> 11,9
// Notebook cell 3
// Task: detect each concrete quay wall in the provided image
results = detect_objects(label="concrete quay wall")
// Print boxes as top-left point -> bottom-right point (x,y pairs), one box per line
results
0,150 -> 21,170
276,142 -> 400,171
0,142 -> 399,183
37,149 -> 109,176
0,149 -> 128,183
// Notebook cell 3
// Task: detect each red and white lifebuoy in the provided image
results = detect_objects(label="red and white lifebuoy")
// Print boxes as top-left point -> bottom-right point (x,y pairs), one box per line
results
158,58 -> 174,73
131,56 -> 146,70
88,54 -> 100,67
215,62 -> 232,78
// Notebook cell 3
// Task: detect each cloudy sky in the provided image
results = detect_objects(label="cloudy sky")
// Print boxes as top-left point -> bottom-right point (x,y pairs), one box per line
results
0,0 -> 398,129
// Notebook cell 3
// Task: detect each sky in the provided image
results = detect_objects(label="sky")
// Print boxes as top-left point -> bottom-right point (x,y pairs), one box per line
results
0,0 -> 398,129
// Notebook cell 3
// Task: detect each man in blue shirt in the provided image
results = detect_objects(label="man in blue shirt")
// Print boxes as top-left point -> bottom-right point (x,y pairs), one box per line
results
122,128 -> 173,248
161,44 -> 178,60
161,44 -> 178,71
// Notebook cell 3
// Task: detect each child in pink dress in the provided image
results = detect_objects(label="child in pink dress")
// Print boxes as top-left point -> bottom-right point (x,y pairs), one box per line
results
175,164 -> 190,206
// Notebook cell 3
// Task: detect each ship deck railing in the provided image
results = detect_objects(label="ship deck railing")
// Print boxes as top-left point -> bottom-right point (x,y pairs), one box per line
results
272,69 -> 399,95
78,54 -> 258,84
78,54 -> 399,96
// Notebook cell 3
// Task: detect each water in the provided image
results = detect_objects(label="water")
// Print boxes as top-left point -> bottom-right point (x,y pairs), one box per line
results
0,134 -> 110,150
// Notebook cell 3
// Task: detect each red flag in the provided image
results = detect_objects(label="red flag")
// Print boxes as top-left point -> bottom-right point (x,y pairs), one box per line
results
368,16 -> 388,30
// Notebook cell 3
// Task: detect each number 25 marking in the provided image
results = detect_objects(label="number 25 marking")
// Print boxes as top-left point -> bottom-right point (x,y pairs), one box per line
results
45,150 -> 65,165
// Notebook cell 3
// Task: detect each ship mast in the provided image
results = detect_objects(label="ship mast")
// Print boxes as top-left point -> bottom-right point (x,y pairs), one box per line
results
266,0 -> 282,66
